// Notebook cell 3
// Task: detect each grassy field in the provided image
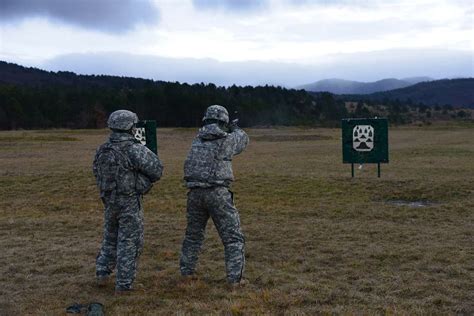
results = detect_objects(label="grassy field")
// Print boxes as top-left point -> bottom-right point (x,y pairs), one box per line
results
0,124 -> 473,315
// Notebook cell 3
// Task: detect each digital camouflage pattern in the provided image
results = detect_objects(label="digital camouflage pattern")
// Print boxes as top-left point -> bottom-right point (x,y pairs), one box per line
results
184,123 -> 248,188
202,105 -> 229,124
180,120 -> 249,283
93,131 -> 163,290
96,194 -> 144,290
107,110 -> 138,130
180,187 -> 245,282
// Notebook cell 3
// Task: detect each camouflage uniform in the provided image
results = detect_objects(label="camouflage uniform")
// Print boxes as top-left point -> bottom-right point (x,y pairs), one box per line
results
180,107 -> 249,284
93,111 -> 163,291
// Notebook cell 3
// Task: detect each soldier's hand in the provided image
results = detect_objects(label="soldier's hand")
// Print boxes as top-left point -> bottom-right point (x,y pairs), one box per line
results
228,119 -> 239,132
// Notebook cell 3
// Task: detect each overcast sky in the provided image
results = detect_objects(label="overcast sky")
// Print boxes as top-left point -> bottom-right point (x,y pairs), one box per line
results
1,0 -> 473,86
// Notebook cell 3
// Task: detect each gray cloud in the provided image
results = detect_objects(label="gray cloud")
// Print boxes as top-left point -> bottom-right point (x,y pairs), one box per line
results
192,0 -> 268,12
0,0 -> 159,33
286,0 -> 382,7
288,0 -> 360,4
191,0 -> 365,11
40,50 -> 473,87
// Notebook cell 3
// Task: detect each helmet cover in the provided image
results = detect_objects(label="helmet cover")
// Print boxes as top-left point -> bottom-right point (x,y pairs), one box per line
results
107,110 -> 139,130
202,105 -> 229,124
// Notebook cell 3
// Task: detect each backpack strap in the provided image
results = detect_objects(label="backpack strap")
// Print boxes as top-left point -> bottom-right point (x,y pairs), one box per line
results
106,142 -> 133,170
94,142 -> 134,198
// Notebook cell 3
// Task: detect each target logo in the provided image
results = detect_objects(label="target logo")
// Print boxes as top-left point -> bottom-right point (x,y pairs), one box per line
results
353,125 -> 374,152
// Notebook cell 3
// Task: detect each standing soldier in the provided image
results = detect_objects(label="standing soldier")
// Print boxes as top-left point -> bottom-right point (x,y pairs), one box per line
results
180,105 -> 249,286
93,110 -> 163,294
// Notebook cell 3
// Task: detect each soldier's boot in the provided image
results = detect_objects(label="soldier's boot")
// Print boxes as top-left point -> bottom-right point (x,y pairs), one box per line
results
181,274 -> 198,280
95,273 -> 111,287
227,278 -> 249,291
114,287 -> 134,296
178,274 -> 199,287
115,280 -> 134,295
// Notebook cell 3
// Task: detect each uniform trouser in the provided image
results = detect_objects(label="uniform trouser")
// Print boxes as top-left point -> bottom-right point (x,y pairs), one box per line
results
96,193 -> 144,290
180,186 -> 245,283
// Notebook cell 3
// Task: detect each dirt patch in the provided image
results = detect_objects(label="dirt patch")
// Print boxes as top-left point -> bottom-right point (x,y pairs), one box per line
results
385,199 -> 439,207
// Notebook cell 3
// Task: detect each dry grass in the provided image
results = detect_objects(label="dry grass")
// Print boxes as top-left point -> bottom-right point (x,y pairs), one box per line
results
0,124 -> 473,315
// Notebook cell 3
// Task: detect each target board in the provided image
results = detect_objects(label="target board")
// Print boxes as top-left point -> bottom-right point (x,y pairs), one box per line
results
134,120 -> 158,154
342,118 -> 388,177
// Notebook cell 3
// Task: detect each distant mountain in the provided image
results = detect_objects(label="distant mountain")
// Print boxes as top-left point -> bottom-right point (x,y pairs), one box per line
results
0,60 -> 155,88
401,76 -> 433,85
353,78 -> 474,108
298,77 -> 433,94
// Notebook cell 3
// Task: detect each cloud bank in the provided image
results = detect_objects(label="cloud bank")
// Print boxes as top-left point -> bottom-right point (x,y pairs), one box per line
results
0,0 -> 160,33
192,0 -> 268,12
41,49 -> 473,87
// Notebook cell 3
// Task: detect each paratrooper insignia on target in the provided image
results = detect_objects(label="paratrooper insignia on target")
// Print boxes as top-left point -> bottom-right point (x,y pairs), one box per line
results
353,125 -> 374,152
134,126 -> 146,145
134,120 -> 158,155
342,118 -> 389,177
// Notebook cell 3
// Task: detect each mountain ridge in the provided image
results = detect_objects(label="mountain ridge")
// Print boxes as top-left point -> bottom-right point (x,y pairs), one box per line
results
298,77 -> 433,94
355,78 -> 474,108
0,60 -> 156,88
1,61 -> 472,112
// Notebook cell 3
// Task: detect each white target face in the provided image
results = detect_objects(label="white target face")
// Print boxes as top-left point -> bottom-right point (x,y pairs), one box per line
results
353,125 -> 374,152
134,127 -> 146,145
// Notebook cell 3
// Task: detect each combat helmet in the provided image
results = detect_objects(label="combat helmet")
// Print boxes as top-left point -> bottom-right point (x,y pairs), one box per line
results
202,105 -> 229,124
107,110 -> 138,131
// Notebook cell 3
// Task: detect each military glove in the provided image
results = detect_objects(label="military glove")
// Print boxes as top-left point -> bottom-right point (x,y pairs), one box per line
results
228,119 -> 239,132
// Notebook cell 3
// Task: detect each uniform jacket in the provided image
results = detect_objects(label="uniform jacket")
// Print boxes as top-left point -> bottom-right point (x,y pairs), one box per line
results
184,123 -> 249,188
93,132 -> 163,196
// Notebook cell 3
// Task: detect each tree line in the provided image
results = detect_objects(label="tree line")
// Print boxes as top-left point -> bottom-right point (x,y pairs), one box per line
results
2,62 -> 470,130
0,62 -> 349,129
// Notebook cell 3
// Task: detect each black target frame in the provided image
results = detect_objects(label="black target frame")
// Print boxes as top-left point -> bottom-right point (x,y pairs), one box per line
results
342,118 -> 389,178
